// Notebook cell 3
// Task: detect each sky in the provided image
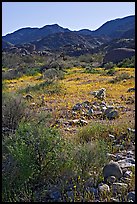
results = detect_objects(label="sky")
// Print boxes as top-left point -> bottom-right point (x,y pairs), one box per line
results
2,2 -> 135,36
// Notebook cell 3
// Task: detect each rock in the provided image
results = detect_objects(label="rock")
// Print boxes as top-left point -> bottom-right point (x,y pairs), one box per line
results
91,88 -> 106,100
127,128 -> 135,134
112,182 -> 128,194
106,176 -> 116,184
82,101 -> 92,108
110,197 -> 120,202
117,158 -> 135,169
127,87 -> 135,92
72,103 -> 82,111
105,110 -> 119,120
69,119 -> 88,126
98,183 -> 110,195
103,161 -> 123,179
87,108 -> 94,115
108,134 -> 115,139
126,150 -> 135,158
106,153 -> 117,160
92,105 -> 100,111
124,170 -> 132,178
49,190 -> 61,201
103,48 -> 135,64
104,107 -> 114,115
127,191 -> 135,202
101,106 -> 107,112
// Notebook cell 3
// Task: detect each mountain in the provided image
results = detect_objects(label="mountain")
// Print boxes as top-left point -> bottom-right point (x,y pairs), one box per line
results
91,15 -> 135,38
3,24 -> 70,45
2,40 -> 14,49
2,15 -> 135,57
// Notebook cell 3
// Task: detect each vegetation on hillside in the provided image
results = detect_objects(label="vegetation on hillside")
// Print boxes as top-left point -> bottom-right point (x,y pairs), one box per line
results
2,52 -> 135,202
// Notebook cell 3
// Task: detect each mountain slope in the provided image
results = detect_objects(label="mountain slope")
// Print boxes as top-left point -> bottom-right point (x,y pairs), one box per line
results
3,24 -> 70,45
91,15 -> 135,38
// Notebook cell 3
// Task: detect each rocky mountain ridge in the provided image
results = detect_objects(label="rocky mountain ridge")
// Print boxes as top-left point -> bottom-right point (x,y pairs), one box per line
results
2,15 -> 135,59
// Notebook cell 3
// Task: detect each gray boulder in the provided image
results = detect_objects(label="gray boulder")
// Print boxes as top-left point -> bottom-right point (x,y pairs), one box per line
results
105,110 -> 119,120
103,161 -> 123,179
127,191 -> 135,202
117,158 -> 135,169
103,48 -> 135,64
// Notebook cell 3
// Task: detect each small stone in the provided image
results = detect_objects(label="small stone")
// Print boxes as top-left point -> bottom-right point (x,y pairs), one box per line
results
117,158 -> 135,169
103,161 -> 123,179
124,170 -> 132,178
72,103 -> 82,111
110,197 -> 120,202
49,190 -> 61,201
106,153 -> 116,160
127,88 -> 135,92
107,176 -> 116,184
127,128 -> 135,134
104,107 -> 114,115
127,191 -> 135,202
108,134 -> 115,139
112,182 -> 128,194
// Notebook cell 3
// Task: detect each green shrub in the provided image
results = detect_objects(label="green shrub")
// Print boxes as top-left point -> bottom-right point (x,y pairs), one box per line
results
109,72 -> 132,83
76,122 -> 112,143
106,67 -> 116,76
2,92 -> 26,136
2,121 -> 76,201
43,68 -> 65,81
104,62 -> 114,70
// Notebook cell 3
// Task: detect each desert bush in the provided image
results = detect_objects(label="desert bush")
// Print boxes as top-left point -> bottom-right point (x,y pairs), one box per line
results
109,72 -> 132,83
76,122 -> 113,143
104,62 -> 115,70
2,121 -> 76,201
43,68 -> 65,81
78,54 -> 93,63
2,69 -> 23,80
117,56 -> 135,68
2,92 -> 26,136
25,67 -> 40,76
74,139 -> 109,182
84,67 -> 101,74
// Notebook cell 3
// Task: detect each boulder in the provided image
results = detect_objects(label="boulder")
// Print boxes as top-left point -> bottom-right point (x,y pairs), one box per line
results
105,110 -> 119,120
103,161 -> 123,179
103,48 -> 135,64
117,158 -> 135,169
127,191 -> 135,202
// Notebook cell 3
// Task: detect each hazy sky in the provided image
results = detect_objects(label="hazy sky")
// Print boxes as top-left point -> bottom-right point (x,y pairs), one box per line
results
2,2 -> 135,36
